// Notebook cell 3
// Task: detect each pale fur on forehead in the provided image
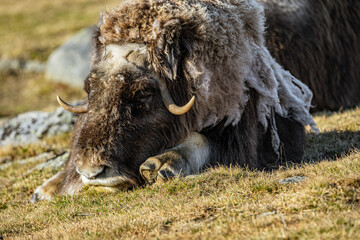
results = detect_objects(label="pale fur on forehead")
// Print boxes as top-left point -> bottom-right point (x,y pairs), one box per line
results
94,43 -> 147,75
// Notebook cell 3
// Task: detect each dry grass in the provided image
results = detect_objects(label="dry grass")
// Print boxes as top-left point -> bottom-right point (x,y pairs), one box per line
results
0,71 -> 86,117
0,0 -> 113,118
0,132 -> 70,163
0,0 -> 121,61
1,1 -> 360,238
305,107 -> 360,163
0,108 -> 359,239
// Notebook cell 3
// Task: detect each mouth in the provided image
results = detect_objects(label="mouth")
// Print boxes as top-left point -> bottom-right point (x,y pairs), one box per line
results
80,167 -> 138,189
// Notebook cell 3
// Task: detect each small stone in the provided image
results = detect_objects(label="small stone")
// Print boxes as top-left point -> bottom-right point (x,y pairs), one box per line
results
278,176 -> 306,184
258,211 -> 277,217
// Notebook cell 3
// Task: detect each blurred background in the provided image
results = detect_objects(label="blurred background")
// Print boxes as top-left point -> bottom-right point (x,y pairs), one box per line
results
0,0 -> 122,117
0,0 -> 128,171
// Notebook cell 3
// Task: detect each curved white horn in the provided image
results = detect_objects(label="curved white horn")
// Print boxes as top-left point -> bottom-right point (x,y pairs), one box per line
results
57,96 -> 88,114
158,81 -> 195,115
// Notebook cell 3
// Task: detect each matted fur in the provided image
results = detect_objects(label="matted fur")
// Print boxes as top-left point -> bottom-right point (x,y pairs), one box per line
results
261,0 -> 360,110
98,0 -> 317,140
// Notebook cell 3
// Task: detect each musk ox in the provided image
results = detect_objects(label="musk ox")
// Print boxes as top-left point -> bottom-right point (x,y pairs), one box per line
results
260,0 -> 360,111
31,0 -> 317,202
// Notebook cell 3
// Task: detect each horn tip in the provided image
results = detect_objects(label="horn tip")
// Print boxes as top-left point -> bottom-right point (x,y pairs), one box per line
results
168,95 -> 196,115
56,95 -> 63,106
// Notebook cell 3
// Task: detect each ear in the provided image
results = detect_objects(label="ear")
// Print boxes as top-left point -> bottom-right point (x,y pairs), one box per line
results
149,18 -> 205,82
149,19 -> 183,81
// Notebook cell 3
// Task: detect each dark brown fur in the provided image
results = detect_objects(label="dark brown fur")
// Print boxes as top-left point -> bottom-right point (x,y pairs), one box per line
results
261,0 -> 360,110
202,89 -> 305,170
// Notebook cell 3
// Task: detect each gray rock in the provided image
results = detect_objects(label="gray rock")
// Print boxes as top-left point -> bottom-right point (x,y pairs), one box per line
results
32,151 -> 69,171
0,117 -> 9,126
278,176 -> 306,184
0,59 -> 20,72
0,151 -> 68,176
45,26 -> 94,88
258,211 -> 277,218
0,59 -> 45,73
0,107 -> 77,146
0,152 -> 56,170
23,60 -> 46,73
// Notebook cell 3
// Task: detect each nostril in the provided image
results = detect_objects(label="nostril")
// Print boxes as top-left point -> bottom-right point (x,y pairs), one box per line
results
76,165 -> 105,179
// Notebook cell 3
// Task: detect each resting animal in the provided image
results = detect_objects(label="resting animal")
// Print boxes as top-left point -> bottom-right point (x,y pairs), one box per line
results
31,0 -> 317,202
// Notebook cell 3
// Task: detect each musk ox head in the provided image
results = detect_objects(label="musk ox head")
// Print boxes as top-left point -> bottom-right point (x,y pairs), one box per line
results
56,0 -> 317,191
58,41 -> 197,189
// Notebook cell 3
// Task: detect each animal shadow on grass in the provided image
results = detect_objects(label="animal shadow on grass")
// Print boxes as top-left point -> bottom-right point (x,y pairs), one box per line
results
303,131 -> 360,163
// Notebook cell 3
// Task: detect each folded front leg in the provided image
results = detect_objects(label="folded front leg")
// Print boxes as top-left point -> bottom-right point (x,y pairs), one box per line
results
140,132 -> 210,183
30,170 -> 67,203
30,158 -> 83,203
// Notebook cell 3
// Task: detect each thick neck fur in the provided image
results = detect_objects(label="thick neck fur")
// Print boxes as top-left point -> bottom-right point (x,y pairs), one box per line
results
95,0 -> 316,133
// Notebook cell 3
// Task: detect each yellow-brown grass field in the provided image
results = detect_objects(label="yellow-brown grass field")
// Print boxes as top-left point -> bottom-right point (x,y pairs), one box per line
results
0,1 -> 359,239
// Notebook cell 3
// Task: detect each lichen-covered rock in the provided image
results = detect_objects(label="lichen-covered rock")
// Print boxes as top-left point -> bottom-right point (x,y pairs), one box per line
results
0,107 -> 76,146
0,59 -> 45,73
0,151 -> 68,173
0,152 -> 56,170
32,151 -> 69,171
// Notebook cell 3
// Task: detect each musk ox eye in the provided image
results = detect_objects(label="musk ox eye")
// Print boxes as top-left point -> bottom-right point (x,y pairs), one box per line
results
130,94 -> 153,115
138,94 -> 153,105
